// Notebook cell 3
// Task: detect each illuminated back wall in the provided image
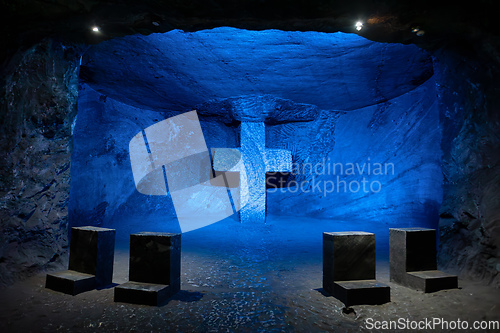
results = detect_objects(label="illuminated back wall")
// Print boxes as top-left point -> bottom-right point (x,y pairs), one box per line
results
70,28 -> 441,243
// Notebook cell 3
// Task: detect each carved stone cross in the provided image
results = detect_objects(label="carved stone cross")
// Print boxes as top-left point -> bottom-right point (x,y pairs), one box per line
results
208,95 -> 318,223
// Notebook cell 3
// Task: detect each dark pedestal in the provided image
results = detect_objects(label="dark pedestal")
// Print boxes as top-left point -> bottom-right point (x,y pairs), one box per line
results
114,232 -> 181,306
389,228 -> 458,292
323,232 -> 390,306
46,226 -> 116,295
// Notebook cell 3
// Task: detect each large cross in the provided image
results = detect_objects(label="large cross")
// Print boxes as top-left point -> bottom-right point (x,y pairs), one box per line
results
213,121 -> 292,223
199,95 -> 318,223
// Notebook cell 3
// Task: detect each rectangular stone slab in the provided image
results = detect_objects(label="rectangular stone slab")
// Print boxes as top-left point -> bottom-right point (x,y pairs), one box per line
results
323,231 -> 376,283
332,280 -> 391,306
129,232 -> 181,288
406,270 -> 458,293
68,226 -> 116,286
45,270 -> 96,296
114,281 -> 177,306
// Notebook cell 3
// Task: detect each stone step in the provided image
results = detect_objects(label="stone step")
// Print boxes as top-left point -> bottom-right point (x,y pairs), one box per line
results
332,280 -> 391,306
406,270 -> 458,293
114,281 -> 177,306
45,270 -> 96,296
46,226 -> 115,295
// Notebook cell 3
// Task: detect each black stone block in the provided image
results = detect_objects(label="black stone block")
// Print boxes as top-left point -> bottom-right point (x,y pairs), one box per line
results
407,270 -> 458,293
115,232 -> 181,306
405,229 -> 437,272
46,226 -> 116,295
389,228 -> 458,292
333,280 -> 391,307
323,232 -> 376,282
114,282 -> 178,306
45,270 -> 96,296
68,226 -> 116,286
323,231 -> 390,306
129,232 -> 181,285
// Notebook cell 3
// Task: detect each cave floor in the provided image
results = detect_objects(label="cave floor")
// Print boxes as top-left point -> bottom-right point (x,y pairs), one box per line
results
1,216 -> 499,332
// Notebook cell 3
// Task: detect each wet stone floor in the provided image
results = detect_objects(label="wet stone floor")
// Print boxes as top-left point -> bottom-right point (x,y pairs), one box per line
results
1,216 -> 499,332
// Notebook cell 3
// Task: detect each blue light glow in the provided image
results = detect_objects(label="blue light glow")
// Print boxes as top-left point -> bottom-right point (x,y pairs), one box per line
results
71,28 -> 441,255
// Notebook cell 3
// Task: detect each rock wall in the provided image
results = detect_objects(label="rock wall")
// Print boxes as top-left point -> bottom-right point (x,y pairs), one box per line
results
435,49 -> 500,287
70,84 -> 239,240
267,76 -> 442,229
72,78 -> 441,248
0,32 -> 498,289
0,40 -> 82,286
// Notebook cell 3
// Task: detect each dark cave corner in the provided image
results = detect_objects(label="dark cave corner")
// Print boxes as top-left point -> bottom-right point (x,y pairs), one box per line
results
433,49 -> 500,287
0,39 -> 84,286
0,2 -> 499,291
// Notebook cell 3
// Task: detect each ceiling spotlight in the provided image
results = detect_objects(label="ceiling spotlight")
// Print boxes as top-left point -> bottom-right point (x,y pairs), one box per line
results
92,26 -> 99,32
355,21 -> 363,31
412,27 -> 420,33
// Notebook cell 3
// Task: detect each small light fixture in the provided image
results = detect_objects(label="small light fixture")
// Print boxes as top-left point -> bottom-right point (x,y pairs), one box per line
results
355,21 -> 363,31
412,27 -> 420,33
92,26 -> 100,32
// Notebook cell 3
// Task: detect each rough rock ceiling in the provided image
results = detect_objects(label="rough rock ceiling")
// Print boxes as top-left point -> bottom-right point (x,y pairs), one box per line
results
3,0 -> 496,66
81,28 -> 433,112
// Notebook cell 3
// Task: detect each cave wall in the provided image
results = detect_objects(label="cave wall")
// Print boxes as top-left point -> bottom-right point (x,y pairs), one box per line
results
72,76 -> 441,244
74,29 -> 440,241
434,49 -> 500,287
0,40 -> 82,286
71,42 -> 500,288
0,12 -> 498,288
267,76 -> 442,228
70,84 -> 239,240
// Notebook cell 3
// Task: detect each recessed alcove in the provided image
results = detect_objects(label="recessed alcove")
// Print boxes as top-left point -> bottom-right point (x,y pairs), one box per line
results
71,28 -> 441,259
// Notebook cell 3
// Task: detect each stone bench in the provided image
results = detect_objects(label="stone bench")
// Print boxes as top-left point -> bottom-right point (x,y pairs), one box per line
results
323,231 -> 390,306
114,232 -> 181,306
46,226 -> 116,295
389,228 -> 458,292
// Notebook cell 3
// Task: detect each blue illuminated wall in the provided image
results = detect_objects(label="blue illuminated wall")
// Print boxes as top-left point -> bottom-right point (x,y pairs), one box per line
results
267,77 -> 442,228
70,85 -> 238,237
71,28 -> 442,245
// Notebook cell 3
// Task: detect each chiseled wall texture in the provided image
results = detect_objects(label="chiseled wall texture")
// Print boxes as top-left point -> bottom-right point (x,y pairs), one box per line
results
72,30 -> 440,245
0,40 -> 82,286
267,76 -> 442,229
70,84 -> 239,239
434,51 -> 500,287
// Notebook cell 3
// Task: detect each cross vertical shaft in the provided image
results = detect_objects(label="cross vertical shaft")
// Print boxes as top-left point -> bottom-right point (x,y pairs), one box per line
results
240,122 -> 267,223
